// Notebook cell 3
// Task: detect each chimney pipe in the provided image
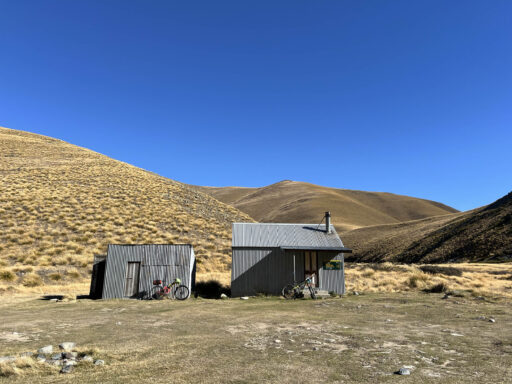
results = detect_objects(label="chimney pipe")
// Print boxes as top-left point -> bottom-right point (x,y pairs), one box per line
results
325,211 -> 331,233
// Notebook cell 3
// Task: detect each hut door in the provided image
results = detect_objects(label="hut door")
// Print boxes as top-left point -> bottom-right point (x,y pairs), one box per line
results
305,251 -> 318,287
124,262 -> 141,297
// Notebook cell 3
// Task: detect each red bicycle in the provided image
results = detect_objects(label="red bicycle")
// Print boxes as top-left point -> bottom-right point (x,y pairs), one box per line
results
150,278 -> 189,300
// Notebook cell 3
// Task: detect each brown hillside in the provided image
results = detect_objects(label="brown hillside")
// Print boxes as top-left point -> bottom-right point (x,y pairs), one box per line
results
194,180 -> 458,231
343,191 -> 512,263
0,127 -> 254,286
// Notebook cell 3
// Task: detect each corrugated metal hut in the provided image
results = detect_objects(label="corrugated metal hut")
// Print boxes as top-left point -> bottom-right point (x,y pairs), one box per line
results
90,244 -> 196,299
231,212 -> 351,297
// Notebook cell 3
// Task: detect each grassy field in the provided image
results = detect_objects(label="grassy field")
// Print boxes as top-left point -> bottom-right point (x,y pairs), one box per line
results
1,292 -> 511,383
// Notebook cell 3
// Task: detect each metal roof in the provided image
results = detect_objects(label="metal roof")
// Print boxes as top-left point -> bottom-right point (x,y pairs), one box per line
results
232,223 -> 350,250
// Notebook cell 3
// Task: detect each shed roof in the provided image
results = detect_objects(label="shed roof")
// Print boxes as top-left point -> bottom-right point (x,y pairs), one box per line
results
232,223 -> 351,251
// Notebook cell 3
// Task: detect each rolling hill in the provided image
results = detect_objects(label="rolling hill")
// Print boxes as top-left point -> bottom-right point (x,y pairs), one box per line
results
342,191 -> 512,263
193,180 -> 458,231
0,127 -> 253,286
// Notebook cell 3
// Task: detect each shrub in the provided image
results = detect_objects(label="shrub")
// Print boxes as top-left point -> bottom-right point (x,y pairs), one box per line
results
424,282 -> 450,293
48,272 -> 63,281
419,265 -> 463,277
66,269 -> 81,279
194,279 -> 230,299
0,270 -> 16,282
22,273 -> 43,287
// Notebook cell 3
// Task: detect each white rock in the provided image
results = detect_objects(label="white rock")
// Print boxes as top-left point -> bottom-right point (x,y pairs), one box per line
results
489,318 -> 496,323
94,359 -> 105,366
81,355 -> 94,362
59,342 -> 76,351
240,296 -> 249,300
38,345 -> 53,354
220,293 -> 228,299
396,367 -> 410,375
63,359 -> 77,366
274,339 -> 281,344
61,364 -> 73,374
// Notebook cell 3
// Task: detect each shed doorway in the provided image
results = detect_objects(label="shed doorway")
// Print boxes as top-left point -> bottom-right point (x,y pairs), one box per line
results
124,262 -> 141,297
305,251 -> 318,287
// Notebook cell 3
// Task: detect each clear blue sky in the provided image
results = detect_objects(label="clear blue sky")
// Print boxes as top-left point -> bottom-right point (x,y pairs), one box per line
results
1,1 -> 510,211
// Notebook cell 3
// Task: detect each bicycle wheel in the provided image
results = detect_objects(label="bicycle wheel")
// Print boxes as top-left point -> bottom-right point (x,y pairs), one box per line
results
151,286 -> 165,300
282,284 -> 295,300
173,285 -> 189,300
308,285 -> 317,300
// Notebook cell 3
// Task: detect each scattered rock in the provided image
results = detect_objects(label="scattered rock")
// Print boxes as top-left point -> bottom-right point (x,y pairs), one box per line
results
477,316 -> 487,320
63,359 -> 77,366
61,364 -> 73,374
36,354 -> 46,362
49,298 -> 58,302
81,355 -> 93,363
62,352 -> 77,360
395,367 -> 411,375
489,318 -> 496,323
51,353 -> 63,360
49,359 -> 63,366
20,352 -> 34,357
353,291 -> 359,296
94,359 -> 105,366
450,333 -> 464,337
59,342 -> 76,351
274,339 -> 281,344
220,293 -> 228,299
312,346 -> 319,351
38,345 -> 53,354
0,356 -> 16,363
326,338 -> 336,343
240,296 -> 249,300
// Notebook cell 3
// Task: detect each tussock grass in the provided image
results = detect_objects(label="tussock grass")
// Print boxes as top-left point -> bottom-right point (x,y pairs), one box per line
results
0,269 -> 16,282
0,127 -> 254,287
419,265 -> 463,276
14,357 -> 34,369
0,363 -> 19,377
346,263 -> 512,297
21,273 -> 43,287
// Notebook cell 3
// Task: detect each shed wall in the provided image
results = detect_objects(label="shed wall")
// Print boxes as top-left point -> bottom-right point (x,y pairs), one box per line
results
318,251 -> 345,294
102,245 -> 194,299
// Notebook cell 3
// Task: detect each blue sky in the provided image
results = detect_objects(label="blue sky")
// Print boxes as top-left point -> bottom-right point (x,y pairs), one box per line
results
1,1 -> 510,211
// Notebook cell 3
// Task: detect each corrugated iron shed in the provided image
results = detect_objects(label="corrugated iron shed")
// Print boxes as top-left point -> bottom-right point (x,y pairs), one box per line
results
100,244 -> 195,299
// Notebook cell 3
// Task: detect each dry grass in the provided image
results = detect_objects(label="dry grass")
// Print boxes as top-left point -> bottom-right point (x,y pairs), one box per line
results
0,292 -> 511,383
21,273 -> 43,287
343,191 -> 512,263
0,127 -> 253,287
194,180 -> 457,232
0,363 -> 19,378
345,263 -> 512,298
